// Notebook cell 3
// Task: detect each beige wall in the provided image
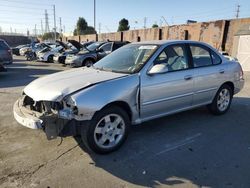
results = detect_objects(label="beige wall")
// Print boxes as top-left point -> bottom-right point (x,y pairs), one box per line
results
62,18 -> 250,55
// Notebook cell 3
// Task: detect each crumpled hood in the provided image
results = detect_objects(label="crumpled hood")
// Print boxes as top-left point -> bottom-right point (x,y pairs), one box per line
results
24,68 -> 128,101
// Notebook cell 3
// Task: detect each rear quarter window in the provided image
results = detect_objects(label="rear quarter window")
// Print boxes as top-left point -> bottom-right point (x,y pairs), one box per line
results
211,51 -> 222,65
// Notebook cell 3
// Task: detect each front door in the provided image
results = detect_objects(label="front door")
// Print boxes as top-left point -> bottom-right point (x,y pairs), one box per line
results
140,44 -> 194,121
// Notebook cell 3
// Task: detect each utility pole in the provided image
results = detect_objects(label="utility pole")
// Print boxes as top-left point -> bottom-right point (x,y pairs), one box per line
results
236,4 -> 240,19
59,17 -> 62,36
41,20 -> 44,35
94,0 -> 96,31
159,19 -> 163,27
105,26 -> 110,32
53,5 -> 57,41
34,24 -> 37,37
45,9 -> 50,33
161,16 -> 169,26
98,23 -> 101,34
143,17 -> 147,29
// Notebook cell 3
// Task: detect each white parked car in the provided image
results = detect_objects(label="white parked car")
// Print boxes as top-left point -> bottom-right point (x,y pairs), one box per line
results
13,40 -> 244,154
37,46 -> 64,63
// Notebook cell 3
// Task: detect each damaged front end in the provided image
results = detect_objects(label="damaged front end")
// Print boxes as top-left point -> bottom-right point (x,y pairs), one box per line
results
13,93 -> 82,140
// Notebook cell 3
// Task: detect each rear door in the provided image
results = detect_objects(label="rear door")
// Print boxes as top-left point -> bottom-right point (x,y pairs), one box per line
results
140,44 -> 194,120
189,44 -> 225,106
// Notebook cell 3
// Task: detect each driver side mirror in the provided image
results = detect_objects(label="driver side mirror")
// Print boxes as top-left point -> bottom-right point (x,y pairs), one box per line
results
148,64 -> 169,75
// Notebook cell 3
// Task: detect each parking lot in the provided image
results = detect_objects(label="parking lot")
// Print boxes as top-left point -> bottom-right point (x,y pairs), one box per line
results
0,57 -> 250,188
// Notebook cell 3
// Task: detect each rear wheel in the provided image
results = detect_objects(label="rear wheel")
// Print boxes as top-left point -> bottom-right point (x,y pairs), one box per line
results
81,106 -> 130,154
207,84 -> 233,115
83,59 -> 94,67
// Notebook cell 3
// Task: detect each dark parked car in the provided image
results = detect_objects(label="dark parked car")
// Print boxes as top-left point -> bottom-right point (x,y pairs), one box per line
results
53,40 -> 83,64
12,44 -> 29,56
65,41 -> 129,67
0,39 -> 13,65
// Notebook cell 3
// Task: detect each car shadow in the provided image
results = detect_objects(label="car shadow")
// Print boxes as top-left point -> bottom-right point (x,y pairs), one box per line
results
74,96 -> 250,187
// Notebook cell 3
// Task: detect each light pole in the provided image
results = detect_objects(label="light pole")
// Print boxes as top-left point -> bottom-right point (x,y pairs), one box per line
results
53,5 -> 57,42
94,0 -> 96,31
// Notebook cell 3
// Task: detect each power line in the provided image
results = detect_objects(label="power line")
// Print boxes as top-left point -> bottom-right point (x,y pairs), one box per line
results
0,4 -> 53,11
0,9 -> 53,15
0,0 -> 52,6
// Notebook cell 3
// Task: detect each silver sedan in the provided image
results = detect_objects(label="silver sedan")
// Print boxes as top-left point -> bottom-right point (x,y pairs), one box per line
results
13,40 -> 244,154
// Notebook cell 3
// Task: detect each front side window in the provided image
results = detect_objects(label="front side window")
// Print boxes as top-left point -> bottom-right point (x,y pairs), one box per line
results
99,43 -> 112,52
190,45 -> 213,67
94,44 -> 158,74
154,45 -> 189,72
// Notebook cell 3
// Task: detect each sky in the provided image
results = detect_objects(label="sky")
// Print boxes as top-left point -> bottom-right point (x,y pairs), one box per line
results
0,0 -> 250,35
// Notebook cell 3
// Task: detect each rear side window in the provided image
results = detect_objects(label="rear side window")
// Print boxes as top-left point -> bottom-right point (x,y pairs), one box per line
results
190,45 -> 212,67
211,51 -> 222,65
0,41 -> 10,50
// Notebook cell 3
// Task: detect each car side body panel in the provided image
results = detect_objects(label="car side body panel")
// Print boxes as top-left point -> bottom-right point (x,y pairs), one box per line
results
70,74 -> 140,124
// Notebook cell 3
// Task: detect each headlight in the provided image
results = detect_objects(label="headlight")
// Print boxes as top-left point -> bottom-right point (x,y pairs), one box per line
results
59,96 -> 78,119
65,96 -> 76,107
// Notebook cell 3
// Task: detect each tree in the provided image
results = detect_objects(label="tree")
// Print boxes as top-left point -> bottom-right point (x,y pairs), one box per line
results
118,18 -> 130,31
41,32 -> 60,40
73,17 -> 96,35
152,24 -> 159,28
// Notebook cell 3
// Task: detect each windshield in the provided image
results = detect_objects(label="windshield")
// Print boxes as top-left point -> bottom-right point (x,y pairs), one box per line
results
94,44 -> 158,74
53,46 -> 63,52
86,42 -> 104,51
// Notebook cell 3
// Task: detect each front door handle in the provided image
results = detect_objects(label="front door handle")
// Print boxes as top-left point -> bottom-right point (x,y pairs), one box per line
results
219,69 -> 225,74
184,75 -> 193,80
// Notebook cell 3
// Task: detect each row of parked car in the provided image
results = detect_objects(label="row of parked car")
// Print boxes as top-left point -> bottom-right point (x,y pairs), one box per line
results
12,40 -> 129,68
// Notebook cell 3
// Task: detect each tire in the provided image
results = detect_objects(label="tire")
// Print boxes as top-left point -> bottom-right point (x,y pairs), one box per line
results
207,84 -> 233,115
81,106 -> 130,154
47,55 -> 54,63
83,59 -> 94,67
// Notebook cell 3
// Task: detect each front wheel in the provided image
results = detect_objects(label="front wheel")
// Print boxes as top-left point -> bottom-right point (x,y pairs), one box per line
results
207,84 -> 233,115
47,55 -> 54,63
81,106 -> 130,154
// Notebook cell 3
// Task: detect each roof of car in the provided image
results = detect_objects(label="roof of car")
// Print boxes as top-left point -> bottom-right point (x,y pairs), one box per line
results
131,40 -> 209,46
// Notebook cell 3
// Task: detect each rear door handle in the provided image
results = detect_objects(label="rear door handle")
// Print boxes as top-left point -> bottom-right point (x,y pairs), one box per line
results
184,75 -> 193,80
219,69 -> 225,74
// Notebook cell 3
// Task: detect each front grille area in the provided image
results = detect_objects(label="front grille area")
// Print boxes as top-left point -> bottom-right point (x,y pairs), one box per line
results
22,94 -> 63,113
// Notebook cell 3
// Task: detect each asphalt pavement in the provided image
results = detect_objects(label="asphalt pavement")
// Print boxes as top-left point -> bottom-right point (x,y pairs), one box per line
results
0,57 -> 250,188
